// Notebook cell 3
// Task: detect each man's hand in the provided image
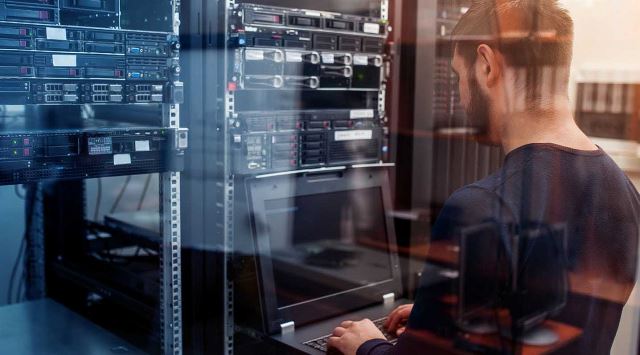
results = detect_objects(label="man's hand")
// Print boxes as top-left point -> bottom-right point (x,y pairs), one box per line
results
327,319 -> 386,355
384,304 -> 414,336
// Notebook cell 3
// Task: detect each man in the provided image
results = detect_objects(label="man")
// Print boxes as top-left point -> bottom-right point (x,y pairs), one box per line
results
328,0 -> 639,354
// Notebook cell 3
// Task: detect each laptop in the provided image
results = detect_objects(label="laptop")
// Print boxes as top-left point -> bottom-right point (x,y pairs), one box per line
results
247,168 -> 409,354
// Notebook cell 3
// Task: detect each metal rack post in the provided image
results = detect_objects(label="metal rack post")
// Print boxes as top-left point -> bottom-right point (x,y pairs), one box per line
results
223,0 -> 237,353
160,1 -> 185,354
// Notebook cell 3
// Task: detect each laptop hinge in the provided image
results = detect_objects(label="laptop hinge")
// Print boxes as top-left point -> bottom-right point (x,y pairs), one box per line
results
383,292 -> 395,306
280,321 -> 295,335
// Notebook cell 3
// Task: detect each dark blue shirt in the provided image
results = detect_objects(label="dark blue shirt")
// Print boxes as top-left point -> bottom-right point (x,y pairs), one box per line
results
358,143 -> 640,355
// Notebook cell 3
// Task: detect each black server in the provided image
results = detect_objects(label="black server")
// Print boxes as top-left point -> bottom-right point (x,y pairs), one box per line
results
226,3 -> 391,174
0,0 -> 188,354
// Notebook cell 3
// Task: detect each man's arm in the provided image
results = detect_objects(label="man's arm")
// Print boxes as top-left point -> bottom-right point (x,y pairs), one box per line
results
334,186 -> 514,355
356,339 -> 394,355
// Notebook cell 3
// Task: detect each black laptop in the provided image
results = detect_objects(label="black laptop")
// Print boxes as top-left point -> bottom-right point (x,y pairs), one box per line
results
247,168 -> 409,354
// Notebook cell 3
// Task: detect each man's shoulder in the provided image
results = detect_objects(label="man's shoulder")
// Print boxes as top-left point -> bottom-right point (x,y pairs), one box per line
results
438,183 -> 513,223
444,180 -> 514,217
447,183 -> 496,205
449,172 -> 506,201
432,184 -> 514,239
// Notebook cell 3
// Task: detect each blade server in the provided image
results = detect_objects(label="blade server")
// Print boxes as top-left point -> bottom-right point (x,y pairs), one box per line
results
0,119 -> 187,185
227,3 -> 390,174
0,1 -> 183,105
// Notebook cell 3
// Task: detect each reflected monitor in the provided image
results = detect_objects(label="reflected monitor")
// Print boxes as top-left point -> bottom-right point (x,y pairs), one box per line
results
510,224 -> 569,346
457,222 -> 508,334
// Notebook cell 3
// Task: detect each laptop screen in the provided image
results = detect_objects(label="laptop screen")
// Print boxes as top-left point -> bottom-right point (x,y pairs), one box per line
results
263,186 -> 394,309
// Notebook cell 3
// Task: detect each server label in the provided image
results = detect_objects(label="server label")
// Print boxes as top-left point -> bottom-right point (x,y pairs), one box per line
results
52,55 -> 77,67
135,140 -> 150,152
353,55 -> 368,66
46,27 -> 67,41
363,23 -> 381,34
349,109 -> 374,119
335,130 -> 373,141
114,154 -> 132,165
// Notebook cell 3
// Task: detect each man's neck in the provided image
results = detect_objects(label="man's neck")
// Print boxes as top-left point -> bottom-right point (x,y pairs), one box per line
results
499,101 -> 598,154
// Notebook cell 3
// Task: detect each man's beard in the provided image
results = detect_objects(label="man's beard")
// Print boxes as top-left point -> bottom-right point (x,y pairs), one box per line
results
465,74 -> 492,143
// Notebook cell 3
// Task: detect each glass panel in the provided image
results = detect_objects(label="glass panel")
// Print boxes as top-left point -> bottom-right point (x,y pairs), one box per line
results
0,0 -> 638,355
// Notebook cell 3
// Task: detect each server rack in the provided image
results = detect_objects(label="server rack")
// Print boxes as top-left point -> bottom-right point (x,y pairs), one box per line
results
390,0 -> 505,299
216,1 -> 393,354
181,0 -> 399,354
0,0 -> 187,354
180,1 -> 396,351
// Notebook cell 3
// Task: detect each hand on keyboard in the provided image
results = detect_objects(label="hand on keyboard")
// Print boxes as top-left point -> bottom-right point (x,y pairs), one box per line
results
304,318 -> 397,354
385,304 -> 414,337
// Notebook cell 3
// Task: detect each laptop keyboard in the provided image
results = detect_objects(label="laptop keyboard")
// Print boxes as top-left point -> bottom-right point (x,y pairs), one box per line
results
303,317 -> 398,352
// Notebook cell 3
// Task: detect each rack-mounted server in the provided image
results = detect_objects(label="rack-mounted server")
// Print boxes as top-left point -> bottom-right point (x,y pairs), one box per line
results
0,119 -> 187,185
227,3 -> 390,175
0,24 -> 182,104
0,0 -> 182,105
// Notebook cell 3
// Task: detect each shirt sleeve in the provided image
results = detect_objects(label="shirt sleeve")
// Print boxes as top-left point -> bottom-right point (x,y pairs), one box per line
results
356,339 -> 394,355
431,185 -> 515,240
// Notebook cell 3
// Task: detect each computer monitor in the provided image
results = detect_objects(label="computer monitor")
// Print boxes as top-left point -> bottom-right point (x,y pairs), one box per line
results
510,223 -> 568,346
457,222 -> 509,334
248,169 -> 402,333
457,222 -> 568,346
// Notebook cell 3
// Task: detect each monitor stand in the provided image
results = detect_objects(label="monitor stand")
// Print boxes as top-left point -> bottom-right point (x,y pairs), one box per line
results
459,318 -> 498,335
517,325 -> 559,346
502,324 -> 560,346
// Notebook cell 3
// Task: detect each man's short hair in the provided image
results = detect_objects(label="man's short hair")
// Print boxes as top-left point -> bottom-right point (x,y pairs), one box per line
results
451,0 -> 574,69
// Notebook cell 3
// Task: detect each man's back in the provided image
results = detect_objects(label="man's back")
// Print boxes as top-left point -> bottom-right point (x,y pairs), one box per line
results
326,2 -> 640,353
434,143 -> 639,278
415,143 -> 640,354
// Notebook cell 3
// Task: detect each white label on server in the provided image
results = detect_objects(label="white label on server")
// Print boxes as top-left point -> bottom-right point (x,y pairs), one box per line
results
363,23 -> 381,34
245,49 -> 264,61
46,27 -> 67,40
353,55 -> 368,66
304,10 -> 322,17
350,109 -> 375,119
52,54 -> 77,67
135,140 -> 150,152
113,154 -> 132,165
335,130 -> 373,141
322,53 -> 335,64
286,51 -> 303,62
244,26 -> 258,32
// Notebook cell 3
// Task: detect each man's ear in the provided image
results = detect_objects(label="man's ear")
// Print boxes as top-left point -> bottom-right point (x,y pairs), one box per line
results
476,44 -> 501,88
